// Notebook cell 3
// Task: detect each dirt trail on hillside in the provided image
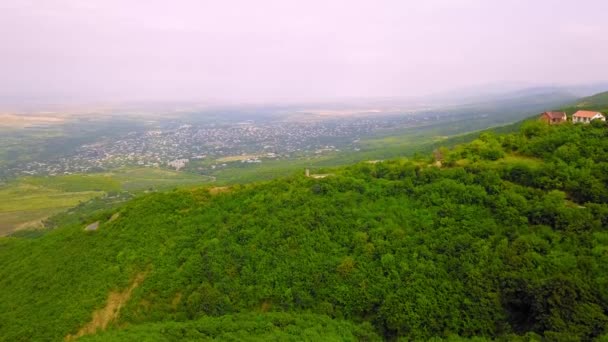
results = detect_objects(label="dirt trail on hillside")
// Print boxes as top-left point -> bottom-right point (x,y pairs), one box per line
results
209,186 -> 230,195
65,272 -> 146,341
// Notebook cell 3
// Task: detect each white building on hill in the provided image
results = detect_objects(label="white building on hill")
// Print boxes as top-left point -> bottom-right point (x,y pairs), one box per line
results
572,110 -> 605,124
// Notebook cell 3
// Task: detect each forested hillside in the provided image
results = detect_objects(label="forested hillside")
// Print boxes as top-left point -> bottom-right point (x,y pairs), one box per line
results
1,120 -> 608,341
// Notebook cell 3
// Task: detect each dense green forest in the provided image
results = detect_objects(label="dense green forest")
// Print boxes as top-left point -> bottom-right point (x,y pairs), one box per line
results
1,119 -> 608,341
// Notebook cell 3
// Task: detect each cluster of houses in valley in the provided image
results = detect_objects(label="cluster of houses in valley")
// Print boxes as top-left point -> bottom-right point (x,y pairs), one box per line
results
540,110 -> 606,125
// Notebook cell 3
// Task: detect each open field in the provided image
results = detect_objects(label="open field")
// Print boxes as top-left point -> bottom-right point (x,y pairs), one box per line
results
0,168 -> 213,234
107,168 -> 213,191
216,154 -> 261,162
25,175 -> 122,192
0,113 -> 66,128
0,183 -> 103,235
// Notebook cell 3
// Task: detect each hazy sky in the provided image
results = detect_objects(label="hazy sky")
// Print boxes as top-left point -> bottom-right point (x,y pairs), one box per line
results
1,0 -> 607,103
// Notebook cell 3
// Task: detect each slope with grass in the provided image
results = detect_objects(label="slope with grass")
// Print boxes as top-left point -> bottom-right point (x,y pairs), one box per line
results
557,90 -> 608,116
572,90 -> 608,109
0,168 -> 213,234
0,182 -> 103,235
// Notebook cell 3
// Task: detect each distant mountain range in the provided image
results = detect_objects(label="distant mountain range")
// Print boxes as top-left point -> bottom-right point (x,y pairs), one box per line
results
422,81 -> 608,104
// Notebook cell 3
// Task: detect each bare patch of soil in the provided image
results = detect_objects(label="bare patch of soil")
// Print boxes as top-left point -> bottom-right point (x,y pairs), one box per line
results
84,221 -> 99,231
209,186 -> 230,195
108,213 -> 120,222
260,300 -> 272,312
171,292 -> 182,309
65,272 -> 146,341
15,217 -> 47,231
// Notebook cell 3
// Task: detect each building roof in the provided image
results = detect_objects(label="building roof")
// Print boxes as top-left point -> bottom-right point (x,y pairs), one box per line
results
543,111 -> 566,119
573,110 -> 603,118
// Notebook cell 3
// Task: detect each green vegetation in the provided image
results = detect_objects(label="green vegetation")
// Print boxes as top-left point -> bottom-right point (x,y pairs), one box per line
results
0,168 -> 212,234
558,90 -> 608,116
108,168 -> 213,192
79,312 -> 380,341
1,121 -> 608,341
25,174 -> 123,192
574,91 -> 608,109
0,182 -> 103,235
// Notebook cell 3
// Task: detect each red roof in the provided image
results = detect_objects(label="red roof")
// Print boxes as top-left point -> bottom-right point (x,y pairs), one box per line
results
543,111 -> 566,119
573,110 -> 603,118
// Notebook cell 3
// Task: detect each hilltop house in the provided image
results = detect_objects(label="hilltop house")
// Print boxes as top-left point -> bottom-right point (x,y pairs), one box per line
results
540,111 -> 567,124
572,110 -> 605,124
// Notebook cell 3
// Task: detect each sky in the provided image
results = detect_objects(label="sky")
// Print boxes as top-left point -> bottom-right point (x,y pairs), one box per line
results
1,0 -> 607,104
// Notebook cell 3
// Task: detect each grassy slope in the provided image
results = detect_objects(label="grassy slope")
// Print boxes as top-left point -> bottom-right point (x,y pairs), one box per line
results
572,90 -> 608,108
0,168 -> 212,234
0,183 -> 103,235
559,90 -> 608,115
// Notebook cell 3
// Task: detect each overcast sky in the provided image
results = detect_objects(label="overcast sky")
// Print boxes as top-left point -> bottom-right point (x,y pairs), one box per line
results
1,0 -> 607,104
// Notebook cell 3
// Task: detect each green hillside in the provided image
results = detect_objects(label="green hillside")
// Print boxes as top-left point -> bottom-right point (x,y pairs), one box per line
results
1,121 -> 608,341
0,168 -> 213,235
78,312 -> 380,341
558,91 -> 608,116
435,89 -> 608,151
575,91 -> 608,108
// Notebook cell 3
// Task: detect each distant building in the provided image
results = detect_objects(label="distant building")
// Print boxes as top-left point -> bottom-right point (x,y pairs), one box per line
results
540,111 -> 567,124
167,159 -> 189,171
572,110 -> 605,124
